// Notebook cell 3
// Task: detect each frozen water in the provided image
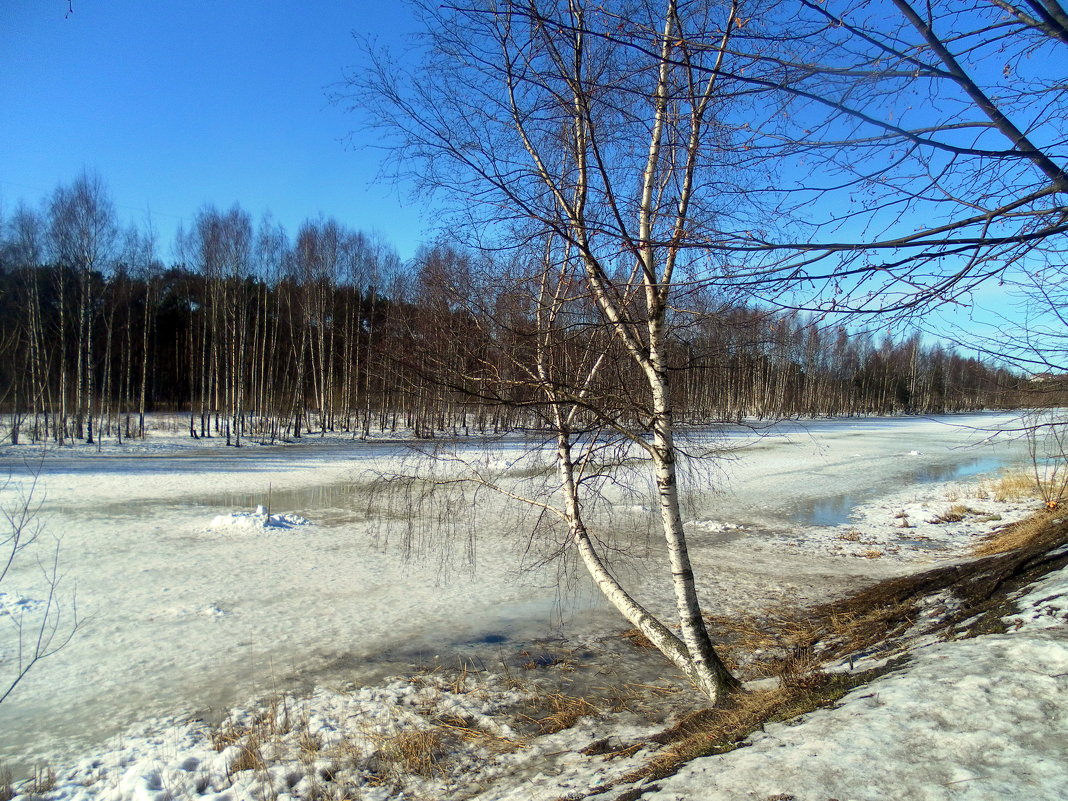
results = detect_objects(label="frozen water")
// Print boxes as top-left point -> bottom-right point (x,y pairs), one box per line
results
0,412 -> 1037,770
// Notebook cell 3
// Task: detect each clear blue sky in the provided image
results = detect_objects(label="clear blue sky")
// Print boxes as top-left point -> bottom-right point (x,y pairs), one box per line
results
0,0 -> 429,260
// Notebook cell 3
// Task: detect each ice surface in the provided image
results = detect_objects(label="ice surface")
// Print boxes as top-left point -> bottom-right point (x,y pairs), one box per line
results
9,552 -> 1067,801
0,411 -> 1042,778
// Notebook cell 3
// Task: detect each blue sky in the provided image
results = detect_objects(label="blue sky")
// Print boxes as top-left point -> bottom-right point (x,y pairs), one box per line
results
0,0 -> 429,259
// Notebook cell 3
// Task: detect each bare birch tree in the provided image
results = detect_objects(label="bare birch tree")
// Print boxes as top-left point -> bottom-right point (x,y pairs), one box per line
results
350,0 -> 752,703
48,173 -> 117,445
690,0 -> 1068,320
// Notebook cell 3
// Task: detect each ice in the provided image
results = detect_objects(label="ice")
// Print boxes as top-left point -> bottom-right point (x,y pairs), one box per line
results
0,411 -> 1049,787
9,561 -> 1067,800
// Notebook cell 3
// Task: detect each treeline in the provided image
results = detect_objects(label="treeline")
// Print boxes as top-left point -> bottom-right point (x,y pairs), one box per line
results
0,176 -> 1026,446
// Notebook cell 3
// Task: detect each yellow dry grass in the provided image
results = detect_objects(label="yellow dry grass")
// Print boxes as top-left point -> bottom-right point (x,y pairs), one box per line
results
973,509 -> 1058,556
984,471 -> 1040,502
523,691 -> 602,734
371,728 -> 446,779
620,628 -> 656,649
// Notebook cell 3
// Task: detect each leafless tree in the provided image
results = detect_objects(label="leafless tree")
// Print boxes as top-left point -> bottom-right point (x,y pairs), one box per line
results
693,0 -> 1068,321
350,0 -> 757,703
47,173 -> 117,445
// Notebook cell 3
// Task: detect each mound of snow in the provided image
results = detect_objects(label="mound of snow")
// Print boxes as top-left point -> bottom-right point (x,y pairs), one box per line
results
207,505 -> 311,532
690,520 -> 745,533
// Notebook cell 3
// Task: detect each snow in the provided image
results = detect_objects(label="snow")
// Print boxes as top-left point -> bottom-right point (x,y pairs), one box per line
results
648,598 -> 1068,801
750,481 -> 1038,561
0,590 -> 48,619
1005,542 -> 1068,632
8,556 -> 1066,801
206,508 -> 312,532
1,411 -> 1063,799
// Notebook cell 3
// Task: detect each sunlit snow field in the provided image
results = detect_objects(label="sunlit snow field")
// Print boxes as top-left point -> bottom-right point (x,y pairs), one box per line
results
0,412 -> 1036,770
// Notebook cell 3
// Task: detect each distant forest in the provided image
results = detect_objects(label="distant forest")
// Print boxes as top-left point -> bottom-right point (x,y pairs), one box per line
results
0,176 -> 1029,446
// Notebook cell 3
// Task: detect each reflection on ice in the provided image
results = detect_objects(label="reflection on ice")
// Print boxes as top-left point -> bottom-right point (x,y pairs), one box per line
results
789,456 -> 1009,526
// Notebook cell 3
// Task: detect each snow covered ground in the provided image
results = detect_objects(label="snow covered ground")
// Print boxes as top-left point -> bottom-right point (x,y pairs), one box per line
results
0,411 -> 1057,799
7,539 -> 1067,801
646,560 -> 1068,801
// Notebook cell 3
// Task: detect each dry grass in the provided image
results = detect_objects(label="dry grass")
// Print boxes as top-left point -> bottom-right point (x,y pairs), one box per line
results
522,691 -> 602,734
625,664 -> 888,785
973,510 -> 1058,556
368,713 -> 521,785
227,734 -> 267,775
0,765 -> 57,801
985,471 -> 1040,502
705,610 -> 809,654
927,504 -> 975,524
211,698 -> 327,780
894,510 -> 915,529
620,628 -> 656,649
984,466 -> 1068,510
371,727 -> 447,779
431,713 -> 522,753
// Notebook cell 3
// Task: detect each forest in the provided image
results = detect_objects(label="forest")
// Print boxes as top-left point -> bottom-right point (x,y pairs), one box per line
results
0,177 -> 1027,448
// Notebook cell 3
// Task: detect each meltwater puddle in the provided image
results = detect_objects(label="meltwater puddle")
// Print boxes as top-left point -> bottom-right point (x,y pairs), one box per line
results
786,455 -> 1014,527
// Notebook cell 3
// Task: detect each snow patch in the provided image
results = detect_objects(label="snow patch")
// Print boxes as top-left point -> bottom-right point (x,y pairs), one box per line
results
206,507 -> 311,533
1005,557 -> 1068,631
647,565 -> 1068,801
690,520 -> 745,533
758,480 -> 1038,562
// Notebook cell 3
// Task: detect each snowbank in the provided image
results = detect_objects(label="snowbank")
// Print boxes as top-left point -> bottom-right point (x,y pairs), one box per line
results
206,506 -> 312,533
648,582 -> 1068,801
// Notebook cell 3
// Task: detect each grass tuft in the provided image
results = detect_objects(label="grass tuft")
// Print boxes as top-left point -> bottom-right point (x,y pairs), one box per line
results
973,510 -> 1058,556
523,691 -> 601,734
927,504 -> 975,524
372,727 -> 446,779
620,628 -> 656,649
985,471 -> 1040,502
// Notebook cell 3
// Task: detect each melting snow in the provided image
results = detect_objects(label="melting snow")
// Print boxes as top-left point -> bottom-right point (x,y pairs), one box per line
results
1,411 -> 1062,799
206,507 -> 312,532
